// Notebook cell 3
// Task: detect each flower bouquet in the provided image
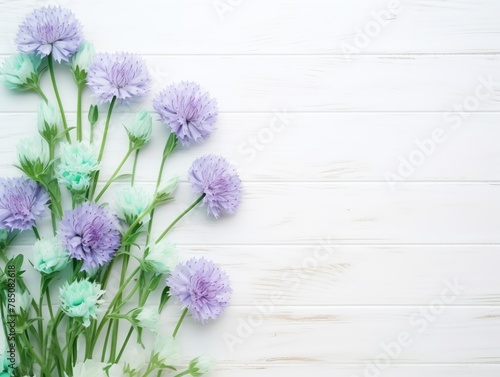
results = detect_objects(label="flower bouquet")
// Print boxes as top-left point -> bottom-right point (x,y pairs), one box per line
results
0,6 -> 241,377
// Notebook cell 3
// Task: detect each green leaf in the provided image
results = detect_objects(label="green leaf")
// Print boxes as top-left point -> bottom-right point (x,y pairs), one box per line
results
147,274 -> 162,293
88,104 -> 99,126
158,286 -> 171,313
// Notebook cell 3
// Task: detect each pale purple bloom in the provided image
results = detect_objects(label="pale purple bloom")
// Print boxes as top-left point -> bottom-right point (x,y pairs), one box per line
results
16,6 -> 83,63
87,53 -> 151,104
188,155 -> 241,218
0,177 -> 49,231
153,82 -> 218,146
167,257 -> 231,323
59,202 -> 121,271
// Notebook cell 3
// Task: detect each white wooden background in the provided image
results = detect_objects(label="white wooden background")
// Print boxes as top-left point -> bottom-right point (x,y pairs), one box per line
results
1,0 -> 500,376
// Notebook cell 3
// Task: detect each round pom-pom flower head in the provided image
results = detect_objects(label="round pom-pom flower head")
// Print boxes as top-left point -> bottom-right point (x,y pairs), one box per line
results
167,257 -> 232,323
87,53 -> 151,104
16,6 -> 83,63
33,235 -> 70,274
59,279 -> 104,327
59,202 -> 121,271
0,177 -> 49,232
188,155 -> 241,218
153,82 -> 218,146
57,141 -> 99,193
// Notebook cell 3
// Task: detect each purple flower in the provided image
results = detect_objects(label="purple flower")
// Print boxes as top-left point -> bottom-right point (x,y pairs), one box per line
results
0,177 -> 49,232
59,202 -> 121,271
153,82 -> 218,146
167,257 -> 231,323
87,53 -> 151,104
16,6 -> 83,63
188,155 -> 241,218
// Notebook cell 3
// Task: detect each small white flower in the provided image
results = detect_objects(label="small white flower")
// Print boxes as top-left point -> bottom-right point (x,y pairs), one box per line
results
17,136 -> 49,166
122,346 -> 149,376
136,306 -> 159,333
71,41 -> 95,72
145,240 -> 178,275
14,290 -> 32,315
37,101 -> 62,141
126,110 -> 153,149
66,360 -> 107,377
115,186 -> 153,225
153,335 -> 180,365
189,355 -> 215,377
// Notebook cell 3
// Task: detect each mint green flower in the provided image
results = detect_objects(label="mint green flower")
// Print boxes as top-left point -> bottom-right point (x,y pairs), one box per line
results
0,352 -> 13,376
71,41 -> 95,73
37,101 -> 62,142
115,186 -> 153,225
144,240 -> 178,275
155,176 -> 179,204
59,279 -> 104,327
0,53 -> 44,91
14,290 -> 32,315
17,136 -> 50,179
153,336 -> 180,366
135,306 -> 159,333
33,236 -> 70,274
126,110 -> 152,150
57,141 -> 99,193
189,355 -> 215,377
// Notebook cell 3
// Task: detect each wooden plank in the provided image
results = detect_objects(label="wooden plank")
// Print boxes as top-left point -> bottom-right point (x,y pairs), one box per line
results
1,0 -> 500,54
1,112 -> 500,182
211,364 -> 500,377
3,182 -> 500,245
1,55 -> 500,112
8,245 -> 500,306
163,306 -> 500,363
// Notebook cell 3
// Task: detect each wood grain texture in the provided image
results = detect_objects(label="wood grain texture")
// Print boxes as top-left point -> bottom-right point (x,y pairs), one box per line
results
1,112 -> 500,182
1,55 -> 500,112
1,0 -> 500,54
1,0 -> 499,375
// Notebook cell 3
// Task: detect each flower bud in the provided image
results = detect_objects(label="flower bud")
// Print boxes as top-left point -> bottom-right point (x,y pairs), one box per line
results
115,186 -> 153,225
127,110 -> 152,150
189,355 -> 215,377
144,240 -> 178,275
17,136 -> 50,180
71,42 -> 95,85
0,53 -> 44,91
155,176 -> 179,203
37,101 -> 62,142
134,306 -> 159,333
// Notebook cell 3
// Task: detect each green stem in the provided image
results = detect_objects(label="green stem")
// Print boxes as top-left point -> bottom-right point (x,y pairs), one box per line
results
115,326 -> 134,362
76,84 -> 84,141
101,319 -> 113,362
49,142 -> 57,235
91,266 -> 140,351
109,251 -> 130,362
48,55 -> 71,143
32,85 -> 48,103
89,96 -> 116,200
156,195 -> 205,243
146,152 -> 168,245
21,332 -> 51,377
95,147 -> 133,202
173,307 -> 188,338
173,370 -> 191,377
131,149 -> 140,186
